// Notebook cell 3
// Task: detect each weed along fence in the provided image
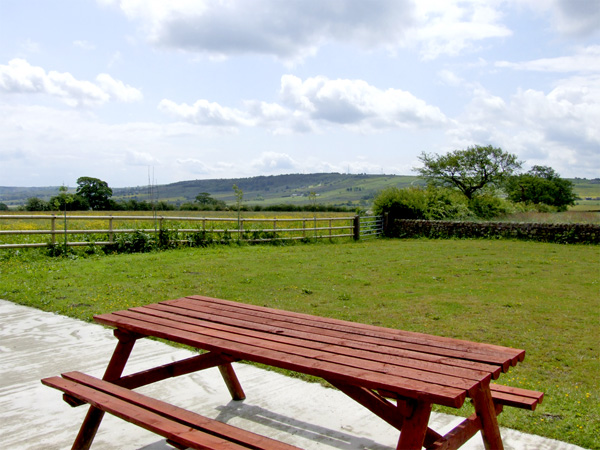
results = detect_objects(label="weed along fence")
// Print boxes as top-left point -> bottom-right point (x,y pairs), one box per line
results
0,214 -> 383,250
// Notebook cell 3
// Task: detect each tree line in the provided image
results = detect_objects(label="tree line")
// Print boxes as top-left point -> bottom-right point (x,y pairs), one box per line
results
374,145 -> 578,220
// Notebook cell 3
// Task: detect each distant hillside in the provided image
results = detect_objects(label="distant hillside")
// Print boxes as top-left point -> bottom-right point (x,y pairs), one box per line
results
1,173 -> 598,209
114,173 -> 424,208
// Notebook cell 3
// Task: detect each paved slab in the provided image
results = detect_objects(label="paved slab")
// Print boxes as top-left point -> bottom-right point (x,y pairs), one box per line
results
0,299 -> 587,450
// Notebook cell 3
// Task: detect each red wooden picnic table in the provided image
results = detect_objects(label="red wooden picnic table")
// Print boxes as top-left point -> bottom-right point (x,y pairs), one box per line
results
43,295 -> 542,450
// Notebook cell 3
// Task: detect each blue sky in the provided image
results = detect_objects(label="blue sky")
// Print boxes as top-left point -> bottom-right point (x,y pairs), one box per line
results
1,0 -> 599,187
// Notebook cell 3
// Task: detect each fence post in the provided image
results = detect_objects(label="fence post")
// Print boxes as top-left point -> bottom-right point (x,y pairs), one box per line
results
109,217 -> 114,243
353,215 -> 360,241
383,213 -> 389,236
51,215 -> 56,246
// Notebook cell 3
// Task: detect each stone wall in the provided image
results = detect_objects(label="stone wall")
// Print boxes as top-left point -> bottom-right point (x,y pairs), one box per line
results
388,219 -> 600,244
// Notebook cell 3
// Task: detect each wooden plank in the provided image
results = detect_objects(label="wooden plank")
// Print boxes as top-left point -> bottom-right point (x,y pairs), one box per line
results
181,295 -> 525,364
143,302 -> 501,379
42,377 -> 251,450
163,296 -> 523,369
127,306 -> 489,388
131,303 -> 505,376
93,312 -> 467,408
48,373 -> 302,450
490,385 -> 544,411
115,352 -> 236,390
111,309 -> 482,394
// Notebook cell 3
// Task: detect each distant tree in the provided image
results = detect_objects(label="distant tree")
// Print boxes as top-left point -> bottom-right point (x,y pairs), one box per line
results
505,166 -> 578,211
416,145 -> 522,200
76,177 -> 113,210
0,202 -> 9,211
49,185 -> 88,211
23,197 -> 49,211
195,192 -> 213,206
195,192 -> 226,210
232,184 -> 244,228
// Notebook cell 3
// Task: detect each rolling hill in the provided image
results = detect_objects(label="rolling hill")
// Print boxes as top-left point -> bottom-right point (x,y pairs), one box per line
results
1,173 -> 598,209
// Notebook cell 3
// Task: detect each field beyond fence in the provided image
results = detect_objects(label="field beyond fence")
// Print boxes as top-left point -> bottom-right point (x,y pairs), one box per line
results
0,212 -> 383,250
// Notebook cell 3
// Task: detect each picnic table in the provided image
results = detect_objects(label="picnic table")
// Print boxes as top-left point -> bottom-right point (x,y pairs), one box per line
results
42,295 -> 543,450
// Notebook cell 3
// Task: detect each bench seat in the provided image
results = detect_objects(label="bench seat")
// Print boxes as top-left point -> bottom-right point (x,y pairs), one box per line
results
42,371 -> 301,450
489,384 -> 544,411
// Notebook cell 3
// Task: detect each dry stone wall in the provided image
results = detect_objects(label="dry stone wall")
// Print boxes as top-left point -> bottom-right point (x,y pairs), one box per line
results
388,219 -> 600,244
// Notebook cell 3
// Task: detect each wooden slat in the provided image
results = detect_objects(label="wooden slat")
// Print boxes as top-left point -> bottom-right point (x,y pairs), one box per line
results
170,296 -> 524,368
46,372 -> 301,450
152,300 -> 510,371
126,306 -> 488,390
115,352 -> 236,390
184,295 -> 525,362
114,308 -> 481,393
93,312 -> 467,408
143,302 -> 501,379
42,377 -> 258,450
490,384 -> 544,411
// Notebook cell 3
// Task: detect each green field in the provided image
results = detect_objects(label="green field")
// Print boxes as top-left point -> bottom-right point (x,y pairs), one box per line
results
1,239 -> 598,448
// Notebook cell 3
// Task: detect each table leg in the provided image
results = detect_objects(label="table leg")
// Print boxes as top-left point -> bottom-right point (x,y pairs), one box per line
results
218,362 -> 246,400
70,330 -> 138,450
471,382 -> 504,450
396,401 -> 432,450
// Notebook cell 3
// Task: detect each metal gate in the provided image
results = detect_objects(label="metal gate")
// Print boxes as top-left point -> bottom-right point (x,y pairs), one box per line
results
356,215 -> 384,239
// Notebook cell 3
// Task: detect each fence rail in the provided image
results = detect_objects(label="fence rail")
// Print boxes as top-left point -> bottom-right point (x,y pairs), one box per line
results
0,214 -> 383,249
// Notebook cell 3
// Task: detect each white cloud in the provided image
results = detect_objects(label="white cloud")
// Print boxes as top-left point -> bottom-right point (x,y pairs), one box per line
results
124,150 -> 159,166
513,0 -> 600,38
447,74 -> 600,176
158,98 -> 250,128
100,0 -> 518,61
414,0 -> 512,59
549,0 -> 600,38
496,45 -> 600,73
159,75 -> 448,134
251,152 -> 299,173
0,59 -> 142,107
96,73 -> 143,102
279,75 -> 448,130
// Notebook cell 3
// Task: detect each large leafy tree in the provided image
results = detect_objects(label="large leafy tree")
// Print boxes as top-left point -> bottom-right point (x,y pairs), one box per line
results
416,145 -> 521,200
76,177 -> 113,210
505,166 -> 578,211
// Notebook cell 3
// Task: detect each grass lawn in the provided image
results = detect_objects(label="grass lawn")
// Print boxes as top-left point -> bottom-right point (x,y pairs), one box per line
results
1,238 -> 598,449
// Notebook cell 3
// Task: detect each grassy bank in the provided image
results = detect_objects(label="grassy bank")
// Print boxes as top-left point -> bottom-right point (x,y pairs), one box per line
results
1,239 -> 598,448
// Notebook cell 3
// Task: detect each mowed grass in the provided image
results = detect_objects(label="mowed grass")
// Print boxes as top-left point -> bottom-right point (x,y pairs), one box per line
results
1,239 -> 598,448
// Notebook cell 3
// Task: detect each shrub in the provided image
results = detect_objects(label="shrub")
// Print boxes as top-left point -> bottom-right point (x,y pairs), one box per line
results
373,187 -> 428,219
468,195 -> 512,220
108,230 -> 155,253
373,186 -> 474,221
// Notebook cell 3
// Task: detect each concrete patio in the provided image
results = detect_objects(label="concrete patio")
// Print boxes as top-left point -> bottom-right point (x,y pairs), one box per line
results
0,299 -> 587,450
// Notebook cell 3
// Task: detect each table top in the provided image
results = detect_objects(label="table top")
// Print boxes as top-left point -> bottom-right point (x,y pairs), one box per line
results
94,295 -> 525,409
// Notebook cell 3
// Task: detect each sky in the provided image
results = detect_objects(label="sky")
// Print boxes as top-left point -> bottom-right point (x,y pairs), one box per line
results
1,0 -> 599,188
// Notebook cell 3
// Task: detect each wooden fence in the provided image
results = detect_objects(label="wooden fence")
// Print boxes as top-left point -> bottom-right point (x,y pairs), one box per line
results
0,214 -> 383,249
